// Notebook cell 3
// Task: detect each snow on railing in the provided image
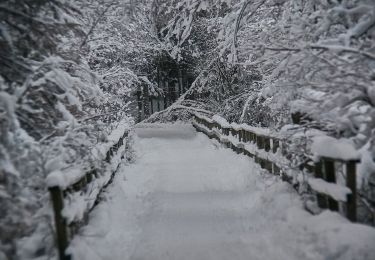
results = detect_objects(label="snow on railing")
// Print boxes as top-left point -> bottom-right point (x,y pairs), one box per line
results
192,113 -> 361,223
47,124 -> 129,260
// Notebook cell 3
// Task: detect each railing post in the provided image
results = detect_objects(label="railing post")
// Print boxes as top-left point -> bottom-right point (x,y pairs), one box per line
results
265,159 -> 273,172
272,163 -> 280,175
254,155 -> 259,164
193,115 -> 361,223
346,160 -> 357,222
49,187 -> 71,260
264,137 -> 271,152
272,138 -> 279,153
281,142 -> 287,156
314,161 -> 328,209
323,159 -> 339,211
256,135 -> 264,150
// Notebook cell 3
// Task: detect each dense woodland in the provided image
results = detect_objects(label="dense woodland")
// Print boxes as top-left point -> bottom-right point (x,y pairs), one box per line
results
1,0 -> 375,259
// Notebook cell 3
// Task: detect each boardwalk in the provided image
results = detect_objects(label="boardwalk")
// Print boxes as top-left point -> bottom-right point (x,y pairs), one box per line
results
70,124 -> 375,260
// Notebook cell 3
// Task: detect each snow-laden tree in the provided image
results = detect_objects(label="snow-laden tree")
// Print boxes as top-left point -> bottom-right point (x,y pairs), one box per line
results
0,0 -> 166,258
154,0 -> 375,215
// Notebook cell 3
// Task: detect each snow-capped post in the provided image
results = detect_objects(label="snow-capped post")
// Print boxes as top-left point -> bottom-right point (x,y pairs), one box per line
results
47,124 -> 129,260
346,161 -> 357,222
49,186 -> 71,260
323,159 -> 339,211
311,136 -> 361,221
314,161 -> 328,209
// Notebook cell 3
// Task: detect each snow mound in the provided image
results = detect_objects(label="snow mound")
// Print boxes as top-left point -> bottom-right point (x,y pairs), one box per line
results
311,136 -> 360,161
308,178 -> 351,202
46,168 -> 83,189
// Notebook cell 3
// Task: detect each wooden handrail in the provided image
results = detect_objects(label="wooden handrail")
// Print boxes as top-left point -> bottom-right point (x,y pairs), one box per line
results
192,114 -> 362,223
48,130 -> 128,260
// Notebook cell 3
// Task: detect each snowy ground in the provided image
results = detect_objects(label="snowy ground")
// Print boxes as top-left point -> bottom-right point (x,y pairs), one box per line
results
70,124 -> 375,260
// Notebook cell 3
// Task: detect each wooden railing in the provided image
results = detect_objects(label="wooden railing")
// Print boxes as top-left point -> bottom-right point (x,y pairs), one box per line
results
48,130 -> 129,260
192,113 -> 362,223
312,158 -> 358,221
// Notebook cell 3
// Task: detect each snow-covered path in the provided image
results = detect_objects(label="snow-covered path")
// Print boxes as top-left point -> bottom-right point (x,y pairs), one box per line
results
70,124 -> 375,260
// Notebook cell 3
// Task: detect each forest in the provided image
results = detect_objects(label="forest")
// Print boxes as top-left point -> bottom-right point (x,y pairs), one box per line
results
1,0 -> 375,259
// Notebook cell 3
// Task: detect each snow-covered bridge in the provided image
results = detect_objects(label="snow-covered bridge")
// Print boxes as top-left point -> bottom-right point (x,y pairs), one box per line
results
68,124 -> 375,260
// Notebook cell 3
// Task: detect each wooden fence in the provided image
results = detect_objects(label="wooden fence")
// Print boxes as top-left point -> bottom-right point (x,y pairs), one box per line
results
48,130 -> 129,260
192,113 -> 361,223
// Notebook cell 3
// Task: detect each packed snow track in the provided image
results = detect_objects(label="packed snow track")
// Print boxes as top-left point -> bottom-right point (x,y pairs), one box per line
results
71,124 -> 375,260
